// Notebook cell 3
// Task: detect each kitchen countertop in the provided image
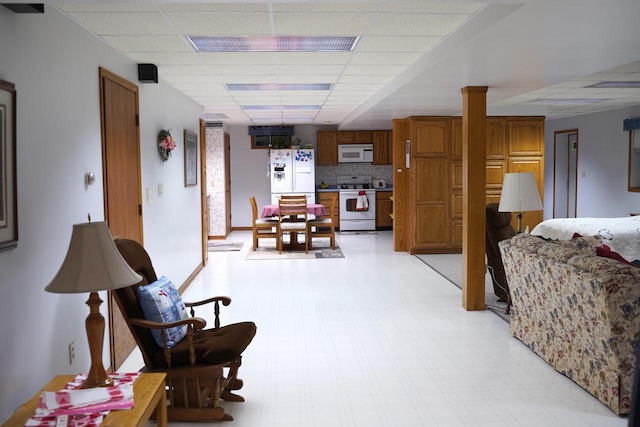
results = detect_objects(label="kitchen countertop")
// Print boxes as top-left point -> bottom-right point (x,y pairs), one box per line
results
317,186 -> 392,192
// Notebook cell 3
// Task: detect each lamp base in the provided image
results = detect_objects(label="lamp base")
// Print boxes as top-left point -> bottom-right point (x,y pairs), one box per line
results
515,212 -> 524,234
82,292 -> 114,389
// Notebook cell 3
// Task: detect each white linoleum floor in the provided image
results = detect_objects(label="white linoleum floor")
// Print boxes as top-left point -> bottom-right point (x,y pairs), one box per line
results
124,230 -> 628,427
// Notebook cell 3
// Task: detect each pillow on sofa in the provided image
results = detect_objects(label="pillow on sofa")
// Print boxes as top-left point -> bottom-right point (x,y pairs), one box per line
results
597,243 -> 638,267
137,276 -> 188,348
555,233 -> 602,253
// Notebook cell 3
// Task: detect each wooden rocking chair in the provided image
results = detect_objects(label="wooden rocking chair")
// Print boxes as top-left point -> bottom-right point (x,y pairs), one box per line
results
113,238 -> 257,422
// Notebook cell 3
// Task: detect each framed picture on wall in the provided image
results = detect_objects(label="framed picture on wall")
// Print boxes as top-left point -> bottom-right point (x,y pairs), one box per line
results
184,130 -> 197,187
0,79 -> 17,252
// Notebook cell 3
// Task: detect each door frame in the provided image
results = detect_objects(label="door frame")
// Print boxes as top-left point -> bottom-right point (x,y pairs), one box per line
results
200,119 -> 209,265
98,67 -> 144,371
553,129 -> 579,218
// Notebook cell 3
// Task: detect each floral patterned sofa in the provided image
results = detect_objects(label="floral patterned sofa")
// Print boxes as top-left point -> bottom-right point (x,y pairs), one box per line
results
499,233 -> 640,415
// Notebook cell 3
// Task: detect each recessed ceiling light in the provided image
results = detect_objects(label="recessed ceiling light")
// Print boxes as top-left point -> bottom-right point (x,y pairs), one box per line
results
226,83 -> 332,91
587,81 -> 640,88
188,36 -> 358,52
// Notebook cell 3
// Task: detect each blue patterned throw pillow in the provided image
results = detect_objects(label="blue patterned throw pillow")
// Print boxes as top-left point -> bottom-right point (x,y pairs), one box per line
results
136,276 -> 188,348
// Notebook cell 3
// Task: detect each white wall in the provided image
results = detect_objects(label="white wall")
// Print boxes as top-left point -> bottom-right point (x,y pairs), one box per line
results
544,106 -> 640,218
227,125 -> 339,227
0,7 -> 203,421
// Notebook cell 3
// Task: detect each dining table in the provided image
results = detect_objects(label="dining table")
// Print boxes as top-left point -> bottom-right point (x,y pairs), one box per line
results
261,203 -> 326,218
261,203 -> 326,250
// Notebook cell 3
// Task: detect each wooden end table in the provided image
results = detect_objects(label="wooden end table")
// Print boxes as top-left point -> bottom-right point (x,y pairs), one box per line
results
1,372 -> 167,427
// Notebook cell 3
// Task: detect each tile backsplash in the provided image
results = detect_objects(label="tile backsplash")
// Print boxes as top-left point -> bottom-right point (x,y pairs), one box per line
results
316,164 -> 393,187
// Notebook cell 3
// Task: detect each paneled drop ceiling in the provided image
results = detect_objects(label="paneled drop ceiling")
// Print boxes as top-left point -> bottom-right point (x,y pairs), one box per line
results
48,0 -> 640,129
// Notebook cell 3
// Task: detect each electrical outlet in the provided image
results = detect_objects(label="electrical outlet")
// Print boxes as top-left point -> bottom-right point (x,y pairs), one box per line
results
68,342 -> 75,365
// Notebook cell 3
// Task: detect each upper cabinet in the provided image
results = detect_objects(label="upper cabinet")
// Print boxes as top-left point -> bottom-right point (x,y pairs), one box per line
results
356,131 -> 372,143
337,131 -> 355,144
317,131 -> 338,166
508,119 -> 544,156
373,130 -> 392,165
317,129 -> 392,165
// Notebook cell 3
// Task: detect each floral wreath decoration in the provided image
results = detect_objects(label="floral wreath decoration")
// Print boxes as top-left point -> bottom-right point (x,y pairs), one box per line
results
158,129 -> 176,162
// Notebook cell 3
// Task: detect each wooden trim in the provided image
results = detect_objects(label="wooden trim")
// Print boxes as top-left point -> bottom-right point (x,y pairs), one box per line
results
392,119 -> 409,252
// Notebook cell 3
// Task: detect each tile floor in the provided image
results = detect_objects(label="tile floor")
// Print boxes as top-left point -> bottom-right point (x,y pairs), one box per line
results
123,230 -> 629,427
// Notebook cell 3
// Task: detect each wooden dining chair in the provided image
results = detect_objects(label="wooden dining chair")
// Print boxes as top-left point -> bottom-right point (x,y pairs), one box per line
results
308,194 -> 336,249
250,196 -> 280,251
277,196 -> 309,253
278,194 -> 308,222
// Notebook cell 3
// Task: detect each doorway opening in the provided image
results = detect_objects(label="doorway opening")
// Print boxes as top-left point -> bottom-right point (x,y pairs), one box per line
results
553,129 -> 578,218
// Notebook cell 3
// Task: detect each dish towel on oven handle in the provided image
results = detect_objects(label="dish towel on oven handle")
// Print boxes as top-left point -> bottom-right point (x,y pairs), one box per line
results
356,191 -> 369,211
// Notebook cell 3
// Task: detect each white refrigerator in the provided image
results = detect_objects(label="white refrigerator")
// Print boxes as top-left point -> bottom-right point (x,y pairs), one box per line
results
270,149 -> 316,204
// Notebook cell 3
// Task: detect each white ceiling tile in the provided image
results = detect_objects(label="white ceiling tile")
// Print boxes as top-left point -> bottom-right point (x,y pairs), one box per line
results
371,14 -> 470,37
277,75 -> 339,84
56,3 -> 157,13
128,52 -> 203,65
159,65 -> 213,76
343,64 -> 407,75
168,12 -> 272,35
207,64 -> 277,75
161,3 -> 268,13
381,3 -> 484,14
199,52 -> 278,65
338,75 -> 393,84
102,35 -> 192,53
67,12 -> 171,36
273,12 -> 373,35
278,65 -> 345,75
355,35 -> 441,53
350,52 -> 421,65
276,52 -> 351,65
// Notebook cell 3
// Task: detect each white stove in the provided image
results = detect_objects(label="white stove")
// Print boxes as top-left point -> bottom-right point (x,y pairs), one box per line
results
337,176 -> 376,231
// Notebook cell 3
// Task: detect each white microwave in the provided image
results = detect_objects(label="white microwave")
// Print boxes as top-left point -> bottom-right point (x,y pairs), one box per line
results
338,144 -> 373,163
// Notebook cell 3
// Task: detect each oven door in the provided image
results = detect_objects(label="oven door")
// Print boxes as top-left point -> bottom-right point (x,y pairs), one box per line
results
339,191 -> 375,220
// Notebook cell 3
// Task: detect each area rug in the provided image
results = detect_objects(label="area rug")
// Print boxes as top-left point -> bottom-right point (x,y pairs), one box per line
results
208,241 -> 244,252
246,244 -> 344,260
415,253 -> 510,322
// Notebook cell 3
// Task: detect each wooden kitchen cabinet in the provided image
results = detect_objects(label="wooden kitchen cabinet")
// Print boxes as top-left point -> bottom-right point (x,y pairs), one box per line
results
376,191 -> 393,229
373,130 -> 392,165
316,191 -> 339,228
337,131 -> 356,144
394,115 -> 544,254
356,130 -> 372,143
317,129 -> 392,164
317,131 -> 338,166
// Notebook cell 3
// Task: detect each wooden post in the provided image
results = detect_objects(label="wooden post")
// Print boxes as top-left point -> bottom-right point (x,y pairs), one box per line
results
461,87 -> 488,311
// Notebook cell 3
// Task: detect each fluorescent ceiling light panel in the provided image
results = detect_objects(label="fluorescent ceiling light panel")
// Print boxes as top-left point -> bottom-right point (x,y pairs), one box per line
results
243,105 -> 320,110
189,36 -> 358,52
226,83 -> 331,91
587,81 -> 640,88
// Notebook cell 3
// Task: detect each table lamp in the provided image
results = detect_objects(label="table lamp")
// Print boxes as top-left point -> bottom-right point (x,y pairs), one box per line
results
45,221 -> 142,388
498,172 -> 543,233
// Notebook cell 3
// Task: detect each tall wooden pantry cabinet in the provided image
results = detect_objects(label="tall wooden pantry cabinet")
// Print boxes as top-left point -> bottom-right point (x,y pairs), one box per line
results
393,116 -> 544,254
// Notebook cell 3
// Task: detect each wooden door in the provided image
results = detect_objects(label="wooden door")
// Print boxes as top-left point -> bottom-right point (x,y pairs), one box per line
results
224,133 -> 231,235
200,119 -> 209,265
99,67 -> 143,371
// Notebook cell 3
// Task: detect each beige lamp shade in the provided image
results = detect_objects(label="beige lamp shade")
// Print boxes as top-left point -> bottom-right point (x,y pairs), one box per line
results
498,172 -> 543,214
46,222 -> 142,293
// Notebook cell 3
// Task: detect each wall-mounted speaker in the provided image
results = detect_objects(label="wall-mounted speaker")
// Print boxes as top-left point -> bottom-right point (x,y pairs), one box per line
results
137,64 -> 158,83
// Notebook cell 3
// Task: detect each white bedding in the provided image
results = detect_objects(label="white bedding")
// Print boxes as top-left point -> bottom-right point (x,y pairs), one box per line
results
530,216 -> 640,262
